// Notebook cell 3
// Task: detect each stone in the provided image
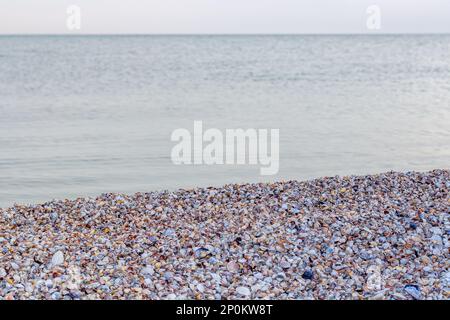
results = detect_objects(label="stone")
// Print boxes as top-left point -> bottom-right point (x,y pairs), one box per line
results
196,284 -> 205,293
194,247 -> 210,259
404,285 -> 421,300
302,270 -> 314,280
51,251 -> 64,267
50,212 -> 58,221
141,266 -> 154,276
236,286 -> 251,297
163,228 -> 176,237
164,272 -> 173,281
227,261 -> 239,273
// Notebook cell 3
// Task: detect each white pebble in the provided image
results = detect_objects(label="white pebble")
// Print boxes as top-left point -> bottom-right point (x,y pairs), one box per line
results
236,286 -> 251,297
51,251 -> 64,267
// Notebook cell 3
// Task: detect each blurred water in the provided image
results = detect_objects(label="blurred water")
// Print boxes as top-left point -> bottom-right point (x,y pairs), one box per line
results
0,35 -> 449,207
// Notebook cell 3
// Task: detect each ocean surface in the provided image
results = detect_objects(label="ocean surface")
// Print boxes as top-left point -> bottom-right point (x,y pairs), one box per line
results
0,35 -> 449,207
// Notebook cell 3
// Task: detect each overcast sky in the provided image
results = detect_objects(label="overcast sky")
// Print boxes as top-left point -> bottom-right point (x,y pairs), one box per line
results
1,0 -> 449,34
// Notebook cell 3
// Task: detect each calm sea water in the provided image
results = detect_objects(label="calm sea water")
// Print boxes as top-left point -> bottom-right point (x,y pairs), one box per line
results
0,35 -> 449,207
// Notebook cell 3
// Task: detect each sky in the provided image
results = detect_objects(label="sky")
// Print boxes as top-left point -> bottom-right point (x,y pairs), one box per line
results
0,0 -> 449,34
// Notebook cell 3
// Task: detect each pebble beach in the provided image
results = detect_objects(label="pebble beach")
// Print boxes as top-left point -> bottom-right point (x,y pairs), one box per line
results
0,170 -> 448,300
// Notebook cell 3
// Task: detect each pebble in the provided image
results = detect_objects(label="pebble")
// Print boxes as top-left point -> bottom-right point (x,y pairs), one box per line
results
163,272 -> 173,281
141,266 -> 154,276
50,212 -> 58,222
210,273 -> 221,283
208,257 -> 218,265
196,284 -> 205,293
51,292 -> 62,300
404,285 -> 421,300
194,247 -> 210,259
163,228 -> 176,237
97,257 -> 109,266
302,270 -> 314,280
10,262 -> 19,270
51,251 -> 64,267
236,286 -> 251,297
274,273 -> 286,281
409,222 -> 417,230
227,261 -> 239,273
144,278 -> 153,287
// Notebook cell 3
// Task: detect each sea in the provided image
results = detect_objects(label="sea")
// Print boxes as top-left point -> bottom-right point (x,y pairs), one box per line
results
0,35 -> 449,207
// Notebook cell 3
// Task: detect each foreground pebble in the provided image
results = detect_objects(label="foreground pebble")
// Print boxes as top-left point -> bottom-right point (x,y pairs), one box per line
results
0,170 -> 449,300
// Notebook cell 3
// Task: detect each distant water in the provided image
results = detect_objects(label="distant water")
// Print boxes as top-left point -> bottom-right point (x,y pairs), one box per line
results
0,35 -> 449,207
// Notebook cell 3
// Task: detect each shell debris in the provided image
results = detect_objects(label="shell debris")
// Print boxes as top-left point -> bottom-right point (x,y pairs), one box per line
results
0,170 -> 448,300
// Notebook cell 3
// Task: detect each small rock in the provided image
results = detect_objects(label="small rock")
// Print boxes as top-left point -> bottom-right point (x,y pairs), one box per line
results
51,292 -> 62,300
208,257 -> 218,264
369,291 -> 386,300
210,273 -> 221,283
144,278 -> 153,287
50,212 -> 58,221
148,236 -> 158,244
274,272 -> 286,281
197,284 -> 205,293
163,228 -> 176,237
227,261 -> 239,273
263,277 -> 273,284
404,285 -> 421,300
166,293 -> 176,299
423,266 -> 433,273
236,286 -> 251,297
164,271 -> 173,281
0,267 -> 7,278
45,279 -> 53,288
25,283 -> 34,293
302,270 -> 314,280
97,256 -> 109,266
194,247 -> 210,259
392,292 -> 408,300
51,251 -> 64,267
141,266 -> 154,276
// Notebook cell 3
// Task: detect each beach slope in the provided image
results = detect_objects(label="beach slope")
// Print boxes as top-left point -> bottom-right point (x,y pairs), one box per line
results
0,170 -> 448,300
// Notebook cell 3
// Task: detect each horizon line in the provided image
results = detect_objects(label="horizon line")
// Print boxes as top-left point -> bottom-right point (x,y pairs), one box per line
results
1,32 -> 450,36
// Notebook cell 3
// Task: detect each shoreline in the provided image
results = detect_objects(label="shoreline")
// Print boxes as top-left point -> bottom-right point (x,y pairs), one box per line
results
0,169 -> 448,300
2,168 -> 449,210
